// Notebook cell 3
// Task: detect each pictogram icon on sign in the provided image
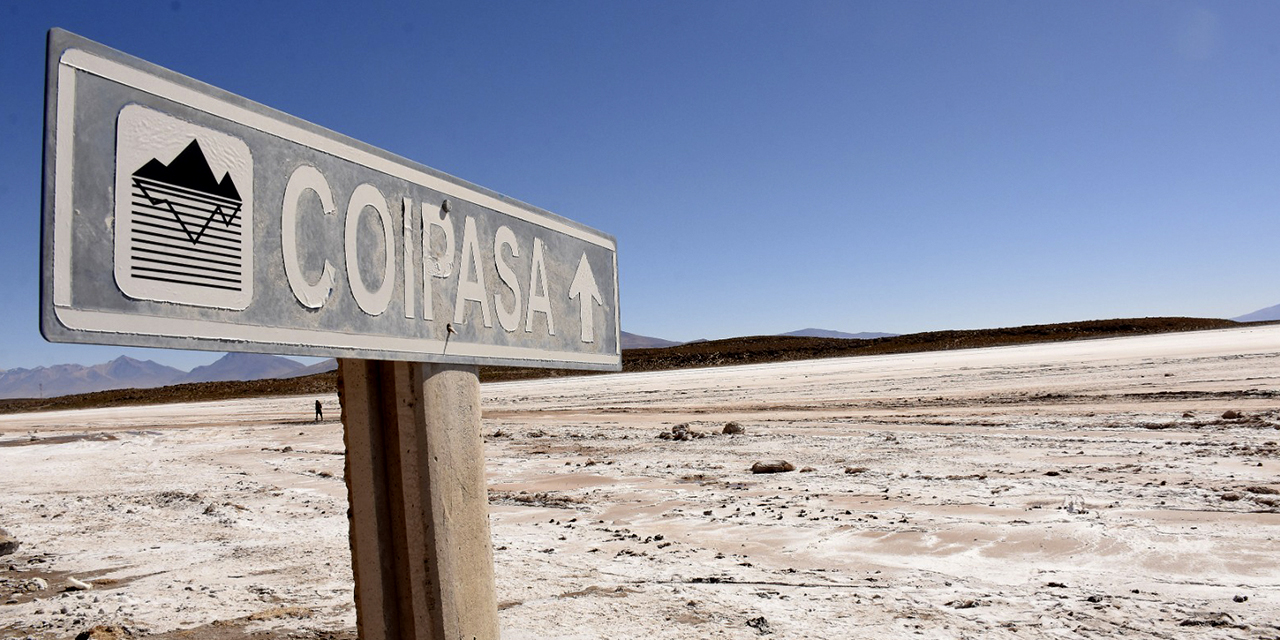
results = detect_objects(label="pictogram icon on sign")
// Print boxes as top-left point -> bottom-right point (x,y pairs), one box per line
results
114,105 -> 254,309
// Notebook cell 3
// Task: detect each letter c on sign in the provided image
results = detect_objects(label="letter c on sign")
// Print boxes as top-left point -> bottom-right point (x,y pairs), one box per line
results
282,165 -> 336,309
345,183 -> 395,316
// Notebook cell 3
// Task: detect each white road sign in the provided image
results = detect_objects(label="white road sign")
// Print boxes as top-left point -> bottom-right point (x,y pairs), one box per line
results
40,30 -> 621,370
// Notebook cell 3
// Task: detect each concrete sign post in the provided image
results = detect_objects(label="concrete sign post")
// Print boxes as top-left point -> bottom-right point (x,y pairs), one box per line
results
338,360 -> 499,639
41,29 -> 621,639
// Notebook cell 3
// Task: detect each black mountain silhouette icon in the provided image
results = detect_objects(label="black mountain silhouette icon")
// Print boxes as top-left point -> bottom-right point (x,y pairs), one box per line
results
130,139 -> 244,247
133,140 -> 241,202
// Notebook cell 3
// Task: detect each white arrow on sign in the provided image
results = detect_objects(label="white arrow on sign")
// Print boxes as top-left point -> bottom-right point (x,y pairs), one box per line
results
568,253 -> 603,343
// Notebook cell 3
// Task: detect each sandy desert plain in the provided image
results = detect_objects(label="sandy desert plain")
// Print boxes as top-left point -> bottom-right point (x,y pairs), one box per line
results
1,325 -> 1280,639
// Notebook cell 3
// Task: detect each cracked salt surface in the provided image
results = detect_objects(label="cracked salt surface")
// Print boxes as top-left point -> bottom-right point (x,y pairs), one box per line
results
2,324 -> 1279,638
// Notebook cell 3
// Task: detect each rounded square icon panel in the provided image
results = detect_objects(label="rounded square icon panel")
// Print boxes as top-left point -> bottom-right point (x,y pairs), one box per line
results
114,104 -> 254,310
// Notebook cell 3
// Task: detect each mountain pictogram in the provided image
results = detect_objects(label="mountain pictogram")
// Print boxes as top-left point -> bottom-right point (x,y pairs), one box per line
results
114,105 -> 254,308
131,140 -> 243,245
134,139 -> 241,201
125,138 -> 246,293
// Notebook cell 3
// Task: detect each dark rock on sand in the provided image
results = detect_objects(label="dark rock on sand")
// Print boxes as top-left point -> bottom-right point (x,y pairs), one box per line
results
746,616 -> 773,635
75,625 -> 130,640
658,423 -> 704,441
0,527 -> 18,556
751,460 -> 795,474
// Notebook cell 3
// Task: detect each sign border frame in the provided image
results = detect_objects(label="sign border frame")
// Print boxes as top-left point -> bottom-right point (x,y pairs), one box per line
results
40,29 -> 622,371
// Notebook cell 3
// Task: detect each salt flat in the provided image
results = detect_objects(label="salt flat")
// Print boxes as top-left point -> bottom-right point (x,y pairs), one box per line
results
2,325 -> 1279,639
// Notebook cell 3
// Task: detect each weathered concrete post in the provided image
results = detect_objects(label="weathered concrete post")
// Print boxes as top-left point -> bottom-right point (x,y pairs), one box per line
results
339,359 -> 499,639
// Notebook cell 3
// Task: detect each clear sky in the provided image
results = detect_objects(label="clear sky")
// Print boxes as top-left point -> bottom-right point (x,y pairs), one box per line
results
2,1 -> 1279,371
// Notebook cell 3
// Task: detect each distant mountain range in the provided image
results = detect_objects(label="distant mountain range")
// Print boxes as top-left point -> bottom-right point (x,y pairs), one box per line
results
0,353 -> 307,399
1233,303 -> 1280,323
285,359 -> 339,378
620,331 -> 682,349
176,353 -> 304,384
0,356 -> 184,399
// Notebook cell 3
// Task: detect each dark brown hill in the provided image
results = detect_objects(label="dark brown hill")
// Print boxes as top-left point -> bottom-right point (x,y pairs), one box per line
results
0,317 -> 1263,414
479,316 -> 1248,382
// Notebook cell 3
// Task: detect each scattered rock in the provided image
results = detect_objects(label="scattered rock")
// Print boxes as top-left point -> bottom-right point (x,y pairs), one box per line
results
66,577 -> 92,591
1245,485 -> 1278,495
1233,594 -> 1248,603
746,616 -> 772,635
722,422 -> 745,435
1182,411 -> 1195,418
799,466 -> 816,473
74,624 -> 129,640
658,423 -> 704,441
751,460 -> 795,474
1044,471 -> 1060,477
843,466 -> 868,475
1046,581 -> 1068,588
1179,611 -> 1242,628
947,599 -> 980,609
1221,492 -> 1242,502
1222,410 -> 1242,420
0,528 -> 18,557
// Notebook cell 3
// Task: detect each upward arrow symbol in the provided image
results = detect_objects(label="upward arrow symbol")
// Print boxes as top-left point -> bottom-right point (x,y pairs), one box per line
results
568,253 -> 603,343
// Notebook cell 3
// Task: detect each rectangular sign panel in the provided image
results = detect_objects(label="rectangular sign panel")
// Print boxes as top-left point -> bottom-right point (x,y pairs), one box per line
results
40,30 -> 620,370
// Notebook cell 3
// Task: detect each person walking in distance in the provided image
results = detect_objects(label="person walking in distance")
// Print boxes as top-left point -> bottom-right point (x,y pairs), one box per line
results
315,399 -> 323,422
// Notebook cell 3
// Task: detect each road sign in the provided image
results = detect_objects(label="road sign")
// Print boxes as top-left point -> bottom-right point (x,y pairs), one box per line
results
40,29 -> 620,371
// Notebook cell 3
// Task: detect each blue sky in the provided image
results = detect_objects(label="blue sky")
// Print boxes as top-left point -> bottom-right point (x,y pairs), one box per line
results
2,1 -> 1279,370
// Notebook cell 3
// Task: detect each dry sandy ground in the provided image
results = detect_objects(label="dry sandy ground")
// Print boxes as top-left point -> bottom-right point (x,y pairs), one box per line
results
1,325 -> 1279,639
